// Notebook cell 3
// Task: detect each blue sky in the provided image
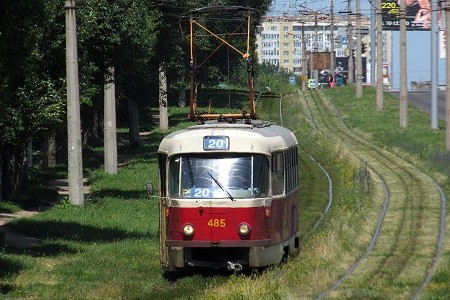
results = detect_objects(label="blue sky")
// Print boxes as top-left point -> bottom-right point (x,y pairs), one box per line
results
268,0 -> 445,89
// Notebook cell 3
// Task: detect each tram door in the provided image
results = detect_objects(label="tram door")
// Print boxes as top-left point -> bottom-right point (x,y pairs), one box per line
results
158,154 -> 170,268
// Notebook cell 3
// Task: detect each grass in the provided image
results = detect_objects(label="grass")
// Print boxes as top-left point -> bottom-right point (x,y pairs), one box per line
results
0,85 -> 448,299
0,202 -> 22,214
323,85 -> 450,299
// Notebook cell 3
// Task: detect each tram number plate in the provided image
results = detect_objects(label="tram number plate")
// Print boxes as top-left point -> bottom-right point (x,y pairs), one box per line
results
208,218 -> 226,228
203,136 -> 229,150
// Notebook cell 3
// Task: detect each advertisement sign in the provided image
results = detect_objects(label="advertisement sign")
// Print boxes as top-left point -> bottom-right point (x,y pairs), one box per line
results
383,63 -> 390,85
311,52 -> 331,70
381,0 -> 433,31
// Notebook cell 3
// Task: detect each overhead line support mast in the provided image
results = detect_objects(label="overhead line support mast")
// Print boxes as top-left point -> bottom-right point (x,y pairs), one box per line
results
183,6 -> 260,122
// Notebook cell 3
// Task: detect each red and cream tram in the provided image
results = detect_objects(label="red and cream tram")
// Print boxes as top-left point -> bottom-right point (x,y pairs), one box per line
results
151,6 -> 300,272
156,121 -> 300,272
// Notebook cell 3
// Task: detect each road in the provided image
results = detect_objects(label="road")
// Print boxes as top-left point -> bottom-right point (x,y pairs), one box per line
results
389,91 -> 446,121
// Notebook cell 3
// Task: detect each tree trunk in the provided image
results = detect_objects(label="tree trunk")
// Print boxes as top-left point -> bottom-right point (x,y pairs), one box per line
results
127,98 -> 140,148
1,144 -> 13,201
159,65 -> 169,130
41,139 -> 49,170
0,144 -> 3,201
48,134 -> 57,166
104,67 -> 118,174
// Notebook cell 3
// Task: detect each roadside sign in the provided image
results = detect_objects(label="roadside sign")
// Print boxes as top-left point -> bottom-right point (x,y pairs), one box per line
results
307,78 -> 316,90
289,75 -> 296,85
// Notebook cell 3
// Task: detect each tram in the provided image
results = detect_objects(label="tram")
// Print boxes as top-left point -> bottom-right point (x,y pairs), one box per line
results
156,121 -> 299,272
150,6 -> 300,272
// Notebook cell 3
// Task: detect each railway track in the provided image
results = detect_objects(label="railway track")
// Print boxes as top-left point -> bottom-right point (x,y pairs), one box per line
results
299,90 -> 446,299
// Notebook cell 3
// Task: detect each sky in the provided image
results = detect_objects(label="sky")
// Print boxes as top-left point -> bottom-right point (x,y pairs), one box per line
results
267,0 -> 446,89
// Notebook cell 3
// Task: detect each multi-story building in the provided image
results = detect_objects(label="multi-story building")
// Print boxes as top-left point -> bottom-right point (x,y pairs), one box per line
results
255,14 -> 393,86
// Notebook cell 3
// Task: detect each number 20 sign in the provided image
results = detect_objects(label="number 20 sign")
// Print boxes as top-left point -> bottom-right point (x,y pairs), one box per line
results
203,136 -> 229,150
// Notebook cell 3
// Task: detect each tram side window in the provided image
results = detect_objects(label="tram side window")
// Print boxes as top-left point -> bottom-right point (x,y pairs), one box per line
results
253,155 -> 269,197
272,152 -> 284,196
158,154 -> 168,198
168,157 -> 181,196
284,147 -> 299,193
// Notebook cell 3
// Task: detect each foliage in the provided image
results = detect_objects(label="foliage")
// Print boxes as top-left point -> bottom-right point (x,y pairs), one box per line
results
0,0 -> 66,145
0,0 -> 273,203
254,62 -> 297,94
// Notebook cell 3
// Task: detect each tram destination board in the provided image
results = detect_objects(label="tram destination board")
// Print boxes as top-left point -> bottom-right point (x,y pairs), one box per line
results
203,136 -> 229,150
381,0 -> 432,31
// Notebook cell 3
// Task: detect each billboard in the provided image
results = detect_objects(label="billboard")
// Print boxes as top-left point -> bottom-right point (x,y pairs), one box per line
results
382,0 -> 432,31
310,52 -> 331,70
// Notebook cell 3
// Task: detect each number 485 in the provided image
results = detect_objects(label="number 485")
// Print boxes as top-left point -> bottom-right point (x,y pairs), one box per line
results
208,218 -> 226,227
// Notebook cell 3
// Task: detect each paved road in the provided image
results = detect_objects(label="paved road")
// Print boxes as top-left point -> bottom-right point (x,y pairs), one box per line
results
389,91 -> 446,121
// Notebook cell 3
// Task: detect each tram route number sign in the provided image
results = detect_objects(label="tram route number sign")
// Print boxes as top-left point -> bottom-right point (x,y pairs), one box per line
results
381,0 -> 432,31
203,136 -> 229,150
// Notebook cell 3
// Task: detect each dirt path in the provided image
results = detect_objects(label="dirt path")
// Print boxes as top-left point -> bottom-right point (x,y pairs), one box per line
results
1,178 -> 90,250
0,210 -> 40,249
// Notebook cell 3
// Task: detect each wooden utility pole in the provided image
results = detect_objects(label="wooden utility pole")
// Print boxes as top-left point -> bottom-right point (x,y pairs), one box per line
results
446,1 -> 450,150
376,0 -> 384,110
65,0 -> 84,205
355,0 -> 362,98
159,65 -> 169,130
347,0 -> 354,84
399,0 -> 408,128
104,67 -> 117,174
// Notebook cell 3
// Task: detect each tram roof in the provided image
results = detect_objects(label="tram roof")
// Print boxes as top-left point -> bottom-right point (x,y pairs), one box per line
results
158,120 -> 298,156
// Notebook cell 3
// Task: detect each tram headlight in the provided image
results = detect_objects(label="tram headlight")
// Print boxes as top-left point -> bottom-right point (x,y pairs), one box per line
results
182,224 -> 195,236
238,222 -> 251,235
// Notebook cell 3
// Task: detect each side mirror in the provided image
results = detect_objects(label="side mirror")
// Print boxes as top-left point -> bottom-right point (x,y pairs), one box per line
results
146,183 -> 154,197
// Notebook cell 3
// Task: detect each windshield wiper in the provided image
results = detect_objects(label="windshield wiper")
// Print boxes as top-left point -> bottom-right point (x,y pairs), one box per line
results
208,172 -> 235,201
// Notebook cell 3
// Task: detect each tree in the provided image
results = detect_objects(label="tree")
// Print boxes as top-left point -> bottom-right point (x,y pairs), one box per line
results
0,0 -> 66,201
0,0 -> 272,204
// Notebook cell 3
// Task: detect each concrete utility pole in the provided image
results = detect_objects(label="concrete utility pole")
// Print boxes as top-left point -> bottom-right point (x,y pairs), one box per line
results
104,67 -> 118,174
376,0 -> 384,110
446,1 -> 450,150
347,0 -> 354,84
65,0 -> 84,205
399,0 -> 408,128
431,0 -> 439,129
302,23 -> 307,91
370,0 -> 376,86
355,0 -> 362,98
159,65 -> 169,130
314,13 -> 319,87
330,0 -> 335,79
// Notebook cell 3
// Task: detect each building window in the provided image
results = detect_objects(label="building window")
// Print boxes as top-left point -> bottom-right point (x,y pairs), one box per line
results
283,26 -> 289,31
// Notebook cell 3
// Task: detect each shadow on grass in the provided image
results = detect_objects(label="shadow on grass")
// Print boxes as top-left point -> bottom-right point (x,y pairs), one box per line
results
117,130 -> 166,161
145,267 -> 265,300
0,256 -> 24,277
0,256 -> 24,294
13,241 -> 80,257
0,283 -> 15,295
8,219 -> 149,243
91,189 -> 148,200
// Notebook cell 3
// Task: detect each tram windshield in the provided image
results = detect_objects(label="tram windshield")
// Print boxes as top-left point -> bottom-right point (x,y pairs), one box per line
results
169,154 -> 269,199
